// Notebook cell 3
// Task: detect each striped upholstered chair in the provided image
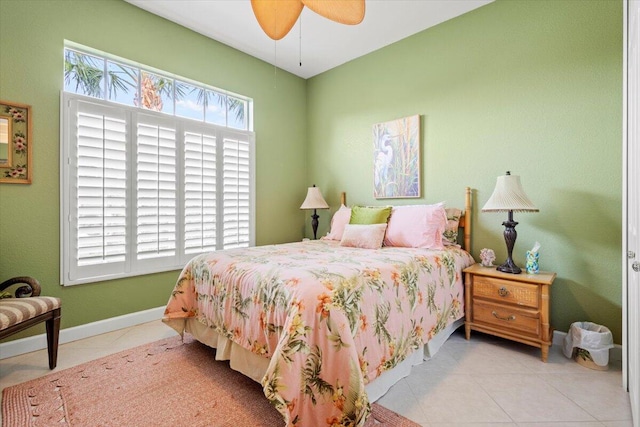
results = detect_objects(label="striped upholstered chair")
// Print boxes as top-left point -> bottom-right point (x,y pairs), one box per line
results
0,277 -> 61,369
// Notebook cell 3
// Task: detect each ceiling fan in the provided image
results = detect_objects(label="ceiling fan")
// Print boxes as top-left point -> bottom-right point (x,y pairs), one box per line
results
251,0 -> 365,40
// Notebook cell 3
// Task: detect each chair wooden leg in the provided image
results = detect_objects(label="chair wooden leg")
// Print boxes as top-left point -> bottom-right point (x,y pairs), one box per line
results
45,308 -> 61,369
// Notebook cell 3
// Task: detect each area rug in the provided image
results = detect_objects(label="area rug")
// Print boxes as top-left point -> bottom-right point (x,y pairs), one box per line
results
2,335 -> 420,427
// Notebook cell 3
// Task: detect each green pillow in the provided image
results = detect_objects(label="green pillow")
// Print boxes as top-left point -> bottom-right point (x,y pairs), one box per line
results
349,205 -> 392,224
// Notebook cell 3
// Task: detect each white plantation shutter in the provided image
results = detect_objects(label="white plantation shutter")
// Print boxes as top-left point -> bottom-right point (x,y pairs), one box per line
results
223,135 -> 251,249
184,128 -> 217,254
67,100 -> 128,281
62,93 -> 254,286
136,118 -> 177,262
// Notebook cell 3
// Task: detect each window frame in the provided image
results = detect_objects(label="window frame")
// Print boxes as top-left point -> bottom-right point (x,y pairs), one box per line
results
60,92 -> 256,286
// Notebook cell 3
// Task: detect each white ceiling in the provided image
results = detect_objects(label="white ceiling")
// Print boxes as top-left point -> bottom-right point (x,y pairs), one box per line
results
125,0 -> 493,79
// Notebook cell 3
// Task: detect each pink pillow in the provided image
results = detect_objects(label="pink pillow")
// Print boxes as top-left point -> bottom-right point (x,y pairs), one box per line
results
324,205 -> 351,240
383,204 -> 447,249
340,224 -> 387,249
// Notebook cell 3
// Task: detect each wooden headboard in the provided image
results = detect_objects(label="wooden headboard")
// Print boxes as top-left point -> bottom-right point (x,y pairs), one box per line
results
339,186 -> 472,252
461,186 -> 472,252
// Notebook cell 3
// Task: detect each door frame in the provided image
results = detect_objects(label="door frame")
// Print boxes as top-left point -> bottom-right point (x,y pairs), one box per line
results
624,1 -> 639,424
623,0 -> 628,394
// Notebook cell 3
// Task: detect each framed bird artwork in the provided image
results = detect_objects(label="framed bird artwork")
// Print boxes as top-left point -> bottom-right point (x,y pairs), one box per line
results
372,114 -> 420,199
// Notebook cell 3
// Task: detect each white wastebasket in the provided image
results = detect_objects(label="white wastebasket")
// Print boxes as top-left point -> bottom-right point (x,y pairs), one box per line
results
562,321 -> 614,370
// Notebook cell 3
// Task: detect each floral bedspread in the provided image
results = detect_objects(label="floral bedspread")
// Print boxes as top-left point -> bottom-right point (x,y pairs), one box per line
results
163,240 -> 474,427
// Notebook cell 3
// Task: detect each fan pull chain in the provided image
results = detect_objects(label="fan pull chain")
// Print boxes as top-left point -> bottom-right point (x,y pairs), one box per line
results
273,38 -> 278,88
272,0 -> 278,88
299,14 -> 302,67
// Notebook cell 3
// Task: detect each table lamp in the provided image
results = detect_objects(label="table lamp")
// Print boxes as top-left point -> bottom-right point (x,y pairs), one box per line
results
300,185 -> 329,239
482,171 -> 538,274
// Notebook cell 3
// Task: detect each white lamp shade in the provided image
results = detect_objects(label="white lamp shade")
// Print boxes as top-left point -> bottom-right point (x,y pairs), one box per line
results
482,173 -> 539,212
300,186 -> 329,210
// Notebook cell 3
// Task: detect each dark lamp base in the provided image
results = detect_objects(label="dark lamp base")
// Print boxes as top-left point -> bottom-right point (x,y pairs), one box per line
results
497,212 -> 522,274
310,210 -> 320,240
497,257 -> 522,274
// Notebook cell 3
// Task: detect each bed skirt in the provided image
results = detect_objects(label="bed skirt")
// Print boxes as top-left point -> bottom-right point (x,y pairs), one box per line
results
170,316 -> 464,403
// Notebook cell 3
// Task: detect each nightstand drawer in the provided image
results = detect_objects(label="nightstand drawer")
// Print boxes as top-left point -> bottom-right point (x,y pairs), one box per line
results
472,276 -> 539,309
473,301 -> 540,337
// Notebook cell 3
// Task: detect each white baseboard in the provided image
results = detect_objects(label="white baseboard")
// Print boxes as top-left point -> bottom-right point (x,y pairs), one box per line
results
1,312 -> 625,364
552,330 -> 623,362
0,306 -> 165,360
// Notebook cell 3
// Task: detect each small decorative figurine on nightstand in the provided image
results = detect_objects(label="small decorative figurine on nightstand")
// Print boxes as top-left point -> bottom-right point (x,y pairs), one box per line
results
479,248 -> 496,267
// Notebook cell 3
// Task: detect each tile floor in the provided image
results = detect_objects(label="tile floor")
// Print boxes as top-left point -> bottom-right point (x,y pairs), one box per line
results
0,321 -> 634,427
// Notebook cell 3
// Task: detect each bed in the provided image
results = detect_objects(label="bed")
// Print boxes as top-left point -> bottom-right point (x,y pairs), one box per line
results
163,188 -> 475,427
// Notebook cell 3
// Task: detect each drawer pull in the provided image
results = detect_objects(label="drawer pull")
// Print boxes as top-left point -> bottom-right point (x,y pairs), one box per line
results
498,286 -> 509,297
492,311 -> 516,321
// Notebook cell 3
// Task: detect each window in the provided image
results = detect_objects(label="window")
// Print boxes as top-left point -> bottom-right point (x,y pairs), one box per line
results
61,45 -> 254,286
63,46 -> 251,130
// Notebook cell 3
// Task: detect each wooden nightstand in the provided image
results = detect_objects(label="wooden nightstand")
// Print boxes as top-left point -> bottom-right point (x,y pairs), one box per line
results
463,263 -> 556,362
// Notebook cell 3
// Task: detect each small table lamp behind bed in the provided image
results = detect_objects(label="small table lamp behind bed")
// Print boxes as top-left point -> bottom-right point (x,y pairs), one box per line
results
300,185 -> 329,240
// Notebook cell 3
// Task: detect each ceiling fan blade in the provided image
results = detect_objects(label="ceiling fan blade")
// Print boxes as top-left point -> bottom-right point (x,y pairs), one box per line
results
251,0 -> 304,40
301,0 -> 365,25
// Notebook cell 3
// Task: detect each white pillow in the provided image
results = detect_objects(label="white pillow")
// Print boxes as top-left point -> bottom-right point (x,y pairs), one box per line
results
339,223 -> 387,249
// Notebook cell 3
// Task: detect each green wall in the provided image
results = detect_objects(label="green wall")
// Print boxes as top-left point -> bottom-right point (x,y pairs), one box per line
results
0,0 -> 307,336
0,0 -> 625,345
307,0 -> 624,341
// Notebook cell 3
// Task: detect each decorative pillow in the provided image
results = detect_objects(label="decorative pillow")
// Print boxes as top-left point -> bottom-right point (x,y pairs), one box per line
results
323,205 -> 351,241
443,208 -> 462,246
349,206 -> 392,225
340,224 -> 388,249
383,204 -> 447,249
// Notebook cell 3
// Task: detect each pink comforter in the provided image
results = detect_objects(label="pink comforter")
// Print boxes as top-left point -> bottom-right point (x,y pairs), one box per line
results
163,240 -> 473,427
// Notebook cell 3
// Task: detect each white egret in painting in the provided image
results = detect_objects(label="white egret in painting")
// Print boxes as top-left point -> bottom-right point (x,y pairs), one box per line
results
374,134 -> 394,188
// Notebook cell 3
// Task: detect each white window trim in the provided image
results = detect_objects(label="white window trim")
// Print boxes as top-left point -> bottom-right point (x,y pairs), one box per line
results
60,92 -> 255,286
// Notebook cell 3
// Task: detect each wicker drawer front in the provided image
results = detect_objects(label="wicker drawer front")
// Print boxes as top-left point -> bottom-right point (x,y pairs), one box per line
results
473,301 -> 540,337
472,276 -> 539,309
